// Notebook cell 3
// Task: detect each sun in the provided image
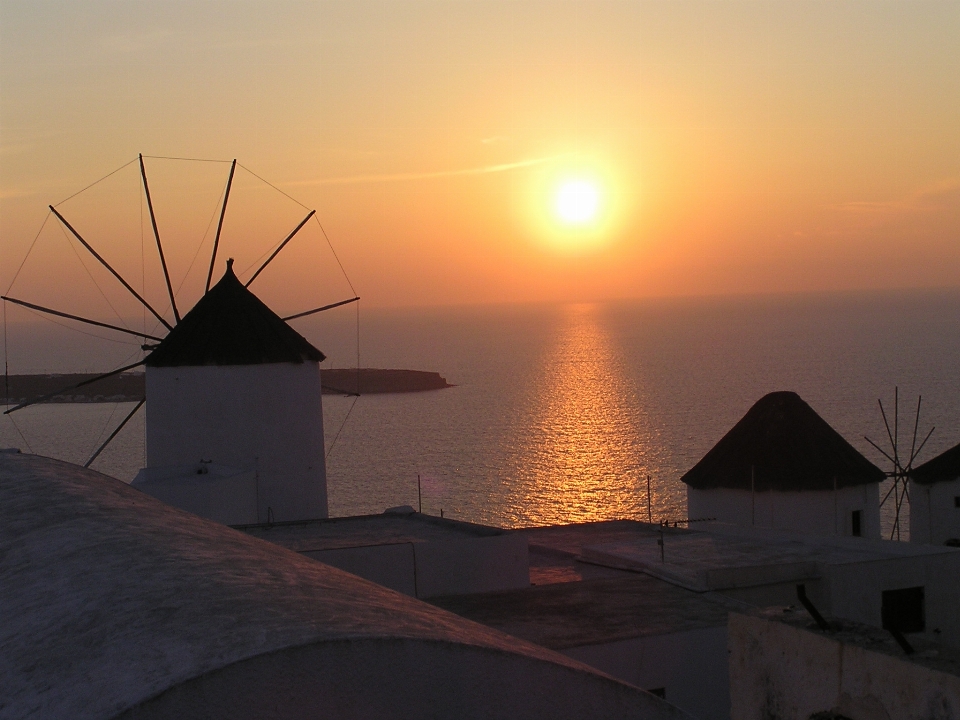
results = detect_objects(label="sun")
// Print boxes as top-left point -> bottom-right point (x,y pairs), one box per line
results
554,180 -> 600,225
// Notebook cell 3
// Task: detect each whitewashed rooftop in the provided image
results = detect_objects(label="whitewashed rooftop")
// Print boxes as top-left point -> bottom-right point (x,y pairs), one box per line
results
0,452 -> 689,720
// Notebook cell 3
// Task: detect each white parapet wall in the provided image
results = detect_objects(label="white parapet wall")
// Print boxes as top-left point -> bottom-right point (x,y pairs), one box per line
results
2,452 -> 694,720
247,517 -> 531,599
729,608 -> 960,720
911,478 -> 960,546
146,362 -> 327,522
688,484 -> 880,539
132,462 -> 258,525
564,626 -> 730,720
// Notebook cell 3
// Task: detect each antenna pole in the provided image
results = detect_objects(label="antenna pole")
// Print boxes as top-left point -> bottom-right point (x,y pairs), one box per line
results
893,387 -> 899,470
908,396 -> 922,468
0,295 -> 164,342
647,474 -> 652,524
878,399 -> 897,468
49,206 -> 173,332
245,210 -> 316,288
84,398 -> 145,468
833,476 -> 838,535
206,159 -> 237,292
139,155 -> 180,323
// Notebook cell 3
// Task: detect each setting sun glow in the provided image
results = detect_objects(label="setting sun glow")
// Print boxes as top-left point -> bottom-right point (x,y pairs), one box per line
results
555,180 -> 600,226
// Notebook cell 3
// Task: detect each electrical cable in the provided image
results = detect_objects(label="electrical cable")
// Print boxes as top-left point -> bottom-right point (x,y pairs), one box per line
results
54,157 -> 139,208
325,393 -> 359,461
56,220 -> 131,330
5,212 -> 51,295
315,215 -> 357,296
236,163 -> 311,210
141,155 -> 232,164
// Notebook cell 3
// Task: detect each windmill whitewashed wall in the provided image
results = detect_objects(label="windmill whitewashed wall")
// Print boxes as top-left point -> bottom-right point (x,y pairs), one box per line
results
682,392 -> 884,540
910,443 -> 960,546
133,261 -> 327,524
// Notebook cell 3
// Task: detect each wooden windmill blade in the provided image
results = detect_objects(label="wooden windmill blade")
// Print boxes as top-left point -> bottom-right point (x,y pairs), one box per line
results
865,387 -> 934,541
3,154 -> 360,476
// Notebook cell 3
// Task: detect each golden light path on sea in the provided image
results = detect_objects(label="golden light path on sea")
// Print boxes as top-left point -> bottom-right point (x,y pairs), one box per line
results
502,303 -> 650,527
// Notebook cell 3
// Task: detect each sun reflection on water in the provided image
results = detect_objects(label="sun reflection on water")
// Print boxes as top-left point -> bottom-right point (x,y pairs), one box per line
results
500,303 -> 659,527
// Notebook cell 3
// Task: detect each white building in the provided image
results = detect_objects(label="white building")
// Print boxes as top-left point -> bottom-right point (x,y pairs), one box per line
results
910,441 -> 960,546
238,508 -> 531,599
133,260 -> 328,524
1,452 -> 690,720
729,607 -> 960,720
683,391 -> 884,539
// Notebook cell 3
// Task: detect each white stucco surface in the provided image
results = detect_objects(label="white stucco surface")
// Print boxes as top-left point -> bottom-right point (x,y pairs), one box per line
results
302,534 -> 530,598
132,462 -> 258,525
564,626 -> 730,720
912,478 -> 960,546
145,362 -> 327,522
729,608 -> 960,720
430,567 -> 736,720
688,484 -> 881,539
0,453 -> 691,720
580,521 -> 960,649
239,512 -> 530,598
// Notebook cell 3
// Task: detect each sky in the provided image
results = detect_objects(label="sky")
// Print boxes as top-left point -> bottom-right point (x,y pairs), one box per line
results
1,0 -> 959,315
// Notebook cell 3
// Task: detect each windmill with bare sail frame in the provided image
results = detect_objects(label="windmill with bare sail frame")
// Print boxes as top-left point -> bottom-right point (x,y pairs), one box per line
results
2,155 -> 360,523
864,387 -> 935,541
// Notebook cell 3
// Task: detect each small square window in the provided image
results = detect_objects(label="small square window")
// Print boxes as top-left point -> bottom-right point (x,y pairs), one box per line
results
882,587 -> 925,633
851,510 -> 862,537
954,496 -> 960,508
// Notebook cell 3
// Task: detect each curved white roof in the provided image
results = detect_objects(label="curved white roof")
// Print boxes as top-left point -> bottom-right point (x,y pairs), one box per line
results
0,453 -> 687,720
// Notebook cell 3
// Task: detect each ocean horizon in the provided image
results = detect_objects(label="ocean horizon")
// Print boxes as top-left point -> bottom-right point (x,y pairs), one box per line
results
4,286 -> 960,538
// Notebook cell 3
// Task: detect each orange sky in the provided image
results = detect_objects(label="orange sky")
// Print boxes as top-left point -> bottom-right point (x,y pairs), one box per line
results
2,1 -> 959,315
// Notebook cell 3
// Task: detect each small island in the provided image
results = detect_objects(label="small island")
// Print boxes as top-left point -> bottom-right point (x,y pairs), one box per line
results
1,369 -> 452,404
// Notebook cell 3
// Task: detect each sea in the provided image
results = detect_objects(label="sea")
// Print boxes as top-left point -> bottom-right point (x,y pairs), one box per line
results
4,288 -> 960,539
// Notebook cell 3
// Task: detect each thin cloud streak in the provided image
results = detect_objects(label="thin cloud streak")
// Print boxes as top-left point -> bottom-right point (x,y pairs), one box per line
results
833,178 -> 960,215
287,155 -> 569,187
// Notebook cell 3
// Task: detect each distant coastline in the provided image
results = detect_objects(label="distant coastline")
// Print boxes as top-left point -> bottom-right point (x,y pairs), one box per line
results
1,369 -> 452,404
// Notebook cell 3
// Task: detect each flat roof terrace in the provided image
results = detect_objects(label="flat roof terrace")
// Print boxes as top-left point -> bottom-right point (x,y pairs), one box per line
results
428,574 -> 736,651
516,520 -> 959,593
236,510 -> 505,553
236,510 -> 529,599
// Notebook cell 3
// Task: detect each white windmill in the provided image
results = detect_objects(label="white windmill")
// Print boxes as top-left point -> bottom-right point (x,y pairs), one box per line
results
2,155 -> 359,525
864,388 -> 935,541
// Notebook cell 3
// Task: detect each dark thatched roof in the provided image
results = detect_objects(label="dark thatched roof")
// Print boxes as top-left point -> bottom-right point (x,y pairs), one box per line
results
681,391 -> 884,492
911,442 -> 960,486
145,261 -> 325,367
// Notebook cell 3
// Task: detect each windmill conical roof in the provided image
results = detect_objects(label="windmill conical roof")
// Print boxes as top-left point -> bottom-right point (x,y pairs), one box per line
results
910,442 -> 960,485
681,391 -> 885,491
145,261 -> 325,367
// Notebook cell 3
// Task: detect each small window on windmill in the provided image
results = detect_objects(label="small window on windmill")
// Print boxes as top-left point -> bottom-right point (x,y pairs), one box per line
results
851,510 -> 862,537
881,587 -> 925,634
646,688 -> 666,699
954,496 -> 960,509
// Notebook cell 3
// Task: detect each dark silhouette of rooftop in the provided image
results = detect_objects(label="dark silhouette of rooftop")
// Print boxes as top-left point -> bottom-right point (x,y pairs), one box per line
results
145,260 -> 325,367
681,391 -> 884,492
911,441 -> 960,485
